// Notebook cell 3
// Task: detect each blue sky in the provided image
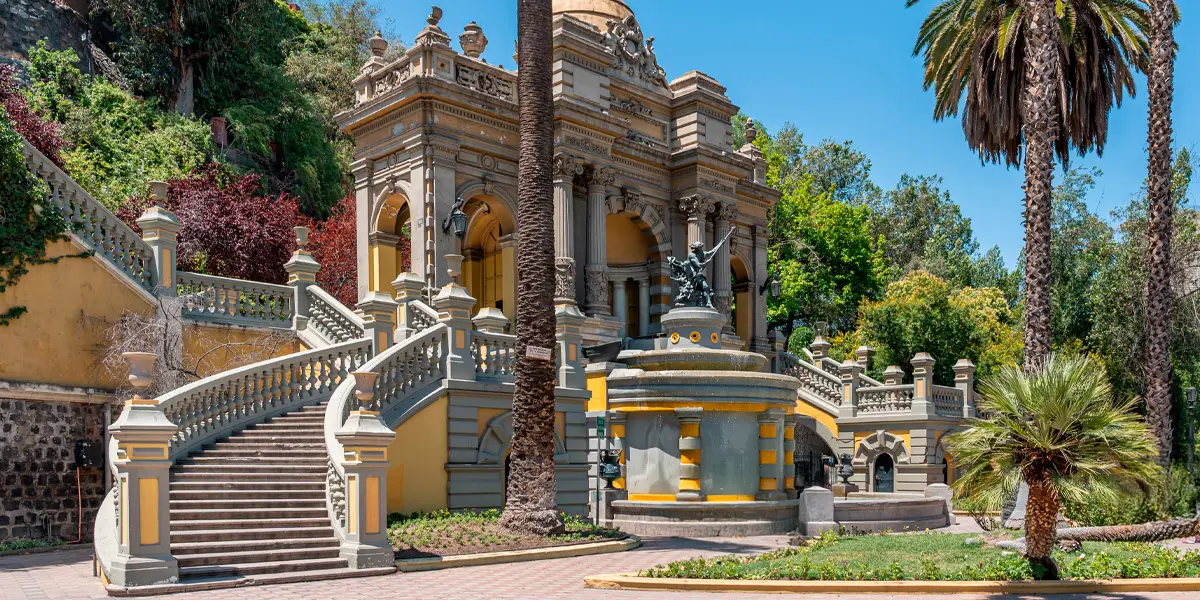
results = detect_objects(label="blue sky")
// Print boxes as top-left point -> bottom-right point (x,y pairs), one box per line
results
379,1 -> 1198,267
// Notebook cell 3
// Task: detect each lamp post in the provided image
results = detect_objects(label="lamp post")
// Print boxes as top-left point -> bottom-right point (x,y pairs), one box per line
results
759,271 -> 781,298
442,196 -> 469,252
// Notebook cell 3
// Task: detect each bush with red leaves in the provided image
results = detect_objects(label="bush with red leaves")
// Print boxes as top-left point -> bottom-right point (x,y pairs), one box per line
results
0,63 -> 64,166
301,194 -> 357,306
118,165 -> 299,284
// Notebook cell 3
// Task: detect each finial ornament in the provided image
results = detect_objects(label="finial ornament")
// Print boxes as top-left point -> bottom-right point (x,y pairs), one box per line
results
427,6 -> 443,27
744,118 -> 758,144
149,181 -> 167,207
369,31 -> 387,57
460,21 -> 488,58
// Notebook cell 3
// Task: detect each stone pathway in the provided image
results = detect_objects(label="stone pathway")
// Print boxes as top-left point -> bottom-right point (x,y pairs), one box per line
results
3,536 -> 1200,600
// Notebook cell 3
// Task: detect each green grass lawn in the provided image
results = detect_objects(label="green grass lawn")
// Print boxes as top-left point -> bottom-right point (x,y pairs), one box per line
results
0,538 -> 65,553
640,532 -> 1200,581
388,509 -> 624,559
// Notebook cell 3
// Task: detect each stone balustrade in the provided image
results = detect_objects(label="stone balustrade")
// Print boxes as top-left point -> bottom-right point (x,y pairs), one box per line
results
177,271 -> 294,328
778,351 -> 843,406
472,331 -> 517,380
306,286 -> 366,344
21,138 -> 156,292
931,384 -> 966,417
855,384 -> 916,414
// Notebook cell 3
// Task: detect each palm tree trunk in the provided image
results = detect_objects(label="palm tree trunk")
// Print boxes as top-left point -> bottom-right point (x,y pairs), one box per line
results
1024,476 -> 1061,580
1019,0 -> 1061,373
499,0 -> 565,536
1057,518 -> 1200,543
1143,0 -> 1178,470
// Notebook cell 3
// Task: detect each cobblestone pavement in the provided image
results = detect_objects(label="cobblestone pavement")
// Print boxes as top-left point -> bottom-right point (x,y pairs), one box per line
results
2,537 -> 1199,600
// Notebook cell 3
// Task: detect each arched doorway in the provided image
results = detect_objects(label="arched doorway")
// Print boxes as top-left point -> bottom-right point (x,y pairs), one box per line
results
730,254 -> 752,346
462,195 -> 517,324
873,454 -> 895,493
371,193 -> 412,295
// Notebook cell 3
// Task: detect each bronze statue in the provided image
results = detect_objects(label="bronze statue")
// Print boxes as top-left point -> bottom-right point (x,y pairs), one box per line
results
667,228 -> 733,308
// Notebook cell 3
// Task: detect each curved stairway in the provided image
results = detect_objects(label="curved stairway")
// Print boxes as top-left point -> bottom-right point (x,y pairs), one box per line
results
168,403 -> 390,585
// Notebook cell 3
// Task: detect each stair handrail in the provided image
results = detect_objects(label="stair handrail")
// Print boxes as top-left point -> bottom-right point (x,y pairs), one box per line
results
324,320 -> 449,539
778,350 -> 843,407
177,271 -> 294,328
21,137 -> 157,292
305,286 -> 367,344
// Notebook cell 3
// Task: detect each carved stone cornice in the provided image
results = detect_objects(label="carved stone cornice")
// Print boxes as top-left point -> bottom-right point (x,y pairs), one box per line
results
553,153 -> 585,181
677,195 -> 715,219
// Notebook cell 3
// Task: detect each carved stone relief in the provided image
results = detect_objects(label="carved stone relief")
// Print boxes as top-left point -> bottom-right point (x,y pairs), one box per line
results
455,63 -> 514,102
601,15 -> 667,86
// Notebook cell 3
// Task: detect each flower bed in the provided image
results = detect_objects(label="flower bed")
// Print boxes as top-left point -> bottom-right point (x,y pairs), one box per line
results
389,509 -> 625,559
640,532 -> 1200,581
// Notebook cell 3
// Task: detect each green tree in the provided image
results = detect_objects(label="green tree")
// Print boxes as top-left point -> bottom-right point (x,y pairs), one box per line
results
946,355 -> 1159,579
1048,167 -> 1116,348
870,173 -> 976,276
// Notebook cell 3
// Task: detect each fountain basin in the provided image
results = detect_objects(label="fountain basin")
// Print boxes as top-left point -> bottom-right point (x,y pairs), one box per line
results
619,348 -> 768,372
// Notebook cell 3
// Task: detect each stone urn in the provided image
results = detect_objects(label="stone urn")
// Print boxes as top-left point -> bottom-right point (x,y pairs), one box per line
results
351,371 -> 379,412
122,352 -> 157,390
369,31 -> 387,57
459,21 -> 488,59
445,253 -> 464,283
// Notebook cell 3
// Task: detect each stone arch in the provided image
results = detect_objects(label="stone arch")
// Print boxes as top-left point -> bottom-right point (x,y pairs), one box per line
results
730,251 -> 753,343
461,191 -> 518,321
476,411 -> 569,466
369,191 -> 412,295
455,178 -> 517,221
853,430 -> 910,467
606,196 -> 670,261
933,440 -> 957,485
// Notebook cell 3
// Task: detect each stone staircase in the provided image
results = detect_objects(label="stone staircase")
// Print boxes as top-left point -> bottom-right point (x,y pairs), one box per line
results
167,403 -> 387,584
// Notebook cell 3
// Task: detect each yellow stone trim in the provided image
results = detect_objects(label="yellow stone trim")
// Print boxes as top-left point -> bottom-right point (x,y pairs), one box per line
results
127,397 -> 158,406
614,402 -> 794,414
710,332 -> 719,344
784,477 -> 795,489
119,477 -> 128,546
118,443 -> 168,461
610,424 -> 625,438
350,410 -> 381,416
678,479 -> 701,491
679,449 -> 701,465
707,494 -> 756,502
759,477 -> 777,491
613,477 -> 626,489
455,329 -> 466,349
758,423 -> 777,438
628,493 -> 676,502
138,478 -> 159,546
670,333 -> 680,344
347,474 -> 358,535
345,447 -> 390,462
679,423 -> 700,438
784,427 -> 795,440
759,450 -> 777,465
689,331 -> 701,343
365,476 -> 381,534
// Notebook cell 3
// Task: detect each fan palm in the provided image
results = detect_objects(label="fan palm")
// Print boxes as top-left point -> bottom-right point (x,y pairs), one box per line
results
945,355 -> 1159,579
908,0 -> 1151,370
499,0 -> 564,536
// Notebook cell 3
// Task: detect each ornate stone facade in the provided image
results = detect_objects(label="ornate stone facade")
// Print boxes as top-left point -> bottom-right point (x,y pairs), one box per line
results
337,1 -> 780,348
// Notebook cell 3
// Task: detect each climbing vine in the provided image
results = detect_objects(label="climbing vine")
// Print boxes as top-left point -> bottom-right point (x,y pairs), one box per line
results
0,107 -> 75,325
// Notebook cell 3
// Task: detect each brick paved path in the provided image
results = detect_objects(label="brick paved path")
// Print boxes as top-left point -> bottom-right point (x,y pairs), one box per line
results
3,537 -> 1199,600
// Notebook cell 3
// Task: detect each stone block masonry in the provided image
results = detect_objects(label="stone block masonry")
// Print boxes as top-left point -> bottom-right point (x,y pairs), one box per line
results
0,398 -> 109,542
0,0 -> 89,64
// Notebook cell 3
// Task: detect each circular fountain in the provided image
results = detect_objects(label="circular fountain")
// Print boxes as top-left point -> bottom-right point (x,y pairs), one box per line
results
604,307 -> 802,536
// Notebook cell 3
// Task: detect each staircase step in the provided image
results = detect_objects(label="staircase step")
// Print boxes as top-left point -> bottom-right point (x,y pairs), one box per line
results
171,488 -> 325,500
170,498 -> 326,510
173,464 -> 326,474
206,441 -> 325,450
170,479 -> 324,490
172,506 -> 328,521
175,545 -> 342,568
180,455 -> 327,464
171,518 -> 333,533
199,448 -> 328,458
247,422 -> 325,430
172,537 -> 339,556
171,472 -> 325,483
178,557 -> 351,580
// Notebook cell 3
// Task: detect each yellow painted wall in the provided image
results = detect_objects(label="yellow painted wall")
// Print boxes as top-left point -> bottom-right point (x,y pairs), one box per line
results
386,396 -> 449,514
794,398 -> 838,439
0,240 -> 153,388
555,411 -> 565,441
605,214 -> 650,265
586,371 -> 607,412
476,407 -> 507,438
182,323 -> 306,378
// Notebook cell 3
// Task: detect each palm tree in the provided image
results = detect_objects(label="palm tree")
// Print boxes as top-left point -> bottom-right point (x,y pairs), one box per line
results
1142,0 -> 1178,469
499,0 -> 564,536
946,355 -> 1159,579
907,0 -> 1152,369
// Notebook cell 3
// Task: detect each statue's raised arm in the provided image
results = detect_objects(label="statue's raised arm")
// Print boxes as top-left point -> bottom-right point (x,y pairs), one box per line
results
701,228 -> 735,263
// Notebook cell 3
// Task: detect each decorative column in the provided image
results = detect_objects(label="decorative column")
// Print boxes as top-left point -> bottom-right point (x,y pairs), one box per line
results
953,358 -> 977,418
911,352 -> 937,417
553,153 -> 583,261
352,159 -> 373,303
611,278 -> 628,338
336,371 -> 396,569
357,291 -> 398,355
284,226 -> 321,332
712,203 -> 737,324
750,224 -> 770,352
783,413 -> 798,498
677,195 -> 714,249
392,272 -> 426,341
811,324 -> 831,365
756,409 -> 785,501
838,359 -> 863,419
432,255 -> 477,382
855,346 -> 875,371
136,181 -> 180,296
107,353 -> 178,587
584,166 -> 616,315
676,408 -> 703,501
637,279 -> 651,337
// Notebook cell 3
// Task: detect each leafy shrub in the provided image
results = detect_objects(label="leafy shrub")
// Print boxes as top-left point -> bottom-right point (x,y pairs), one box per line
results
301,193 -> 359,306
0,62 -> 64,165
1063,465 -> 1199,526
0,538 -> 66,552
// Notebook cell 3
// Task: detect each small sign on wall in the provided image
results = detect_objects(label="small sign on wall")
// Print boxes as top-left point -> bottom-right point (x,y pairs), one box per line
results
526,345 -> 554,362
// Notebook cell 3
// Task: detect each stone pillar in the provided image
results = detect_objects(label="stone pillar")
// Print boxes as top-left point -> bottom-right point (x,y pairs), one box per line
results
637,279 -> 650,337
555,302 -> 586,390
855,345 -> 875,371
838,360 -> 863,419
676,408 -> 703,501
911,352 -> 936,417
609,411 -> 627,490
712,203 -> 737,327
472,307 -> 509,333
783,414 -> 798,498
798,486 -> 837,536
756,409 -> 785,501
432,255 -> 477,382
553,153 -> 583,261
953,358 -> 977,418
677,195 -> 714,249
414,141 -> 460,291
751,224 -> 770,352
136,182 -> 180,296
336,371 -> 396,569
584,166 -> 615,316
352,159 -> 373,303
810,329 -> 831,365
107,353 -> 178,587
357,292 -> 398,355
392,272 -> 426,341
284,226 -> 321,332
882,365 -> 905,385
611,279 -> 628,338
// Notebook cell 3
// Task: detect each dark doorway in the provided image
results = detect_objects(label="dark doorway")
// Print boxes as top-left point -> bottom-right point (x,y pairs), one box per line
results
873,454 -> 895,493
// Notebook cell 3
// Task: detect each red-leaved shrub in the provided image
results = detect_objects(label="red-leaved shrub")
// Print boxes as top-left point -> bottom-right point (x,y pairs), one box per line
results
0,63 -> 64,166
301,194 -> 357,307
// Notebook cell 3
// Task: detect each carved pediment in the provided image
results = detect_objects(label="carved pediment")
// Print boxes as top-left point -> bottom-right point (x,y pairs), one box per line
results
602,15 -> 667,87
